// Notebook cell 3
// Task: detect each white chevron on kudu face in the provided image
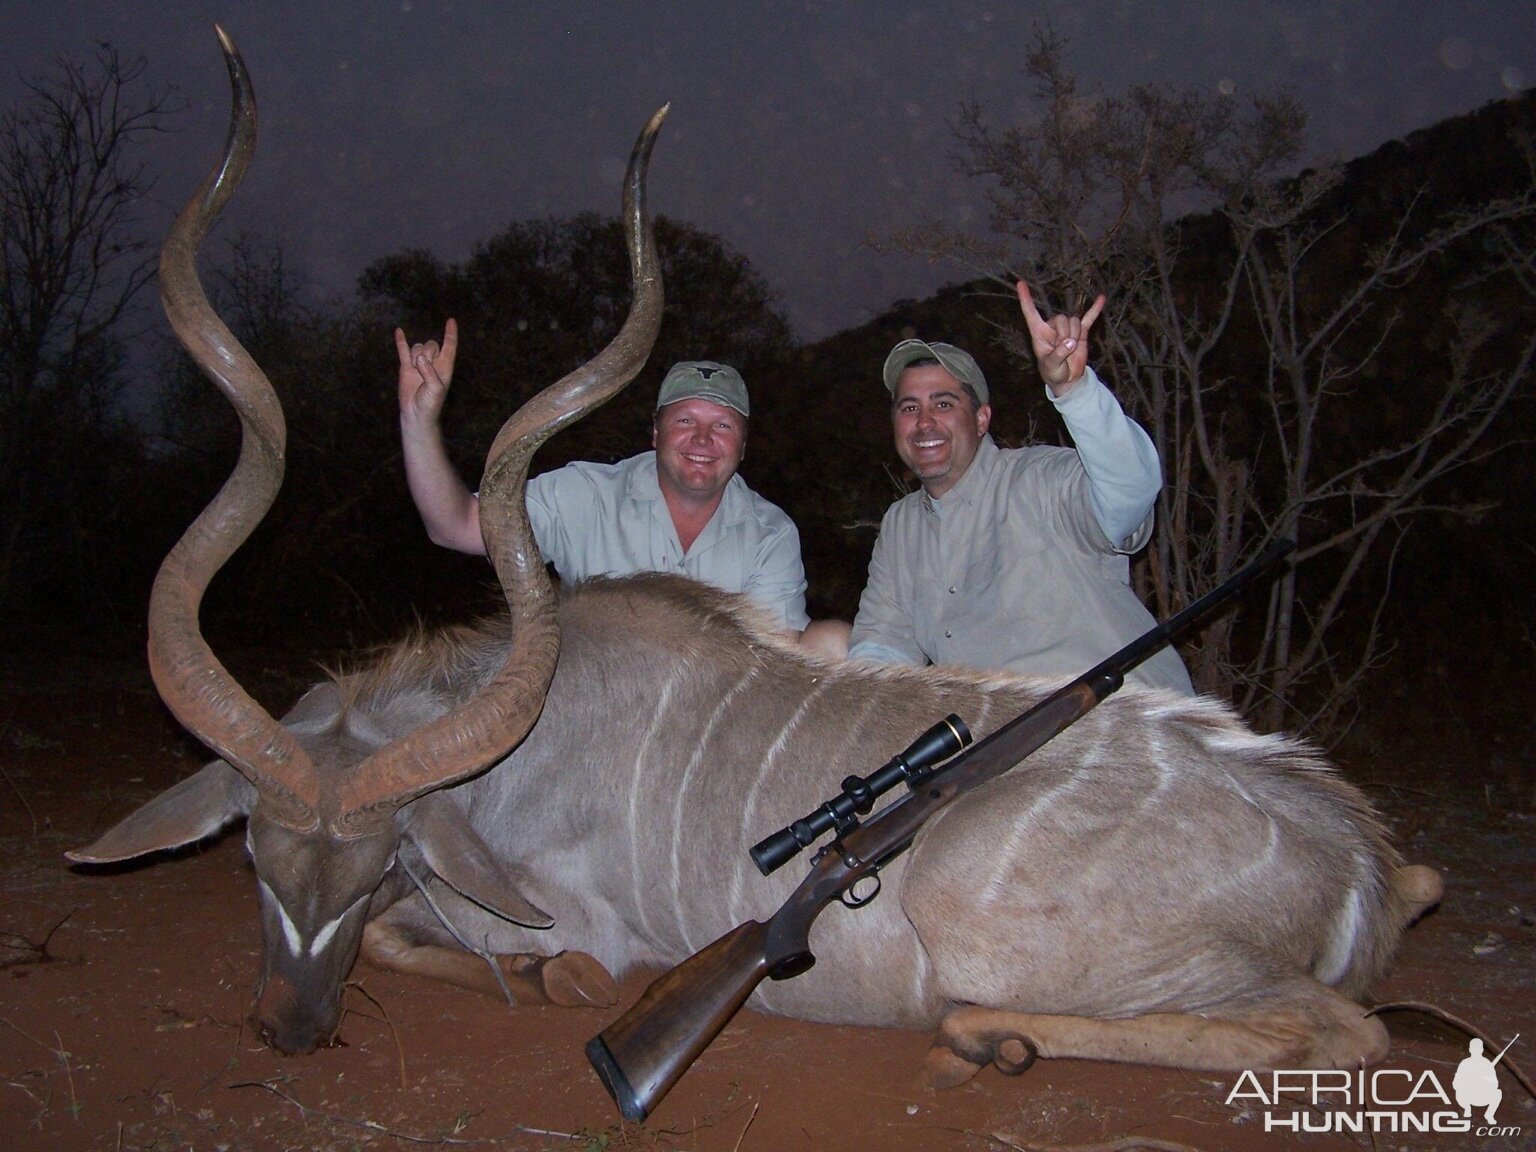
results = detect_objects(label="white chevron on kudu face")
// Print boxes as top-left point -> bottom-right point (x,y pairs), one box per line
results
87,567 -> 1441,1075
70,26 -> 1439,1082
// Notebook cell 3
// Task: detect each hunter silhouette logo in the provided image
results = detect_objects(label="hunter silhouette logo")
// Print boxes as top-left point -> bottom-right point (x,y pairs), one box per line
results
1455,1034 -> 1519,1124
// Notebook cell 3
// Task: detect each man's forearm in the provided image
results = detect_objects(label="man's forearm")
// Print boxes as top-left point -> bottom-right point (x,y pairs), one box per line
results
400,417 -> 486,554
1049,367 -> 1161,548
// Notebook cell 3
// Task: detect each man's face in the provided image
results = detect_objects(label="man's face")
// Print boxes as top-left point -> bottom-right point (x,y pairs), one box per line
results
652,397 -> 747,504
892,364 -> 991,498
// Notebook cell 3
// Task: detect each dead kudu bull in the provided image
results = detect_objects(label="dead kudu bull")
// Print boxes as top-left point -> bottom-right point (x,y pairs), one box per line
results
71,32 -> 1442,1091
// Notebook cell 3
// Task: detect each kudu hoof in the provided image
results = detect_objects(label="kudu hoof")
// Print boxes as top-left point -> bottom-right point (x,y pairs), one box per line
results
542,951 -> 619,1007
921,1034 -> 1037,1088
925,1006 -> 1039,1087
921,1043 -> 985,1090
500,951 -> 617,1007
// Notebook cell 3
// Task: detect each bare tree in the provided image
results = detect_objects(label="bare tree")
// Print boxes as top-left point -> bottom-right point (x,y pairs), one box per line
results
0,44 -> 172,606
1234,179 -> 1534,731
892,28 -> 1536,735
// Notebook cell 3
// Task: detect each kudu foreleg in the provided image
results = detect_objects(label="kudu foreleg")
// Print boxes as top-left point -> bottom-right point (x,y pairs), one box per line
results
924,983 -> 1389,1088
360,921 -> 618,1007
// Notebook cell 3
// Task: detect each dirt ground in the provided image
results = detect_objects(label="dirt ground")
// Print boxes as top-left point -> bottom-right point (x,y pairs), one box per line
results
2,644 -> 1532,1152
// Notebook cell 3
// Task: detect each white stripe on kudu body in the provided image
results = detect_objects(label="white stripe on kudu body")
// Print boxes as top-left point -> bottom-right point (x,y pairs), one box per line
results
401,575 -> 1429,1032
628,668 -> 684,951
92,571 -> 1441,1074
670,666 -> 758,953
730,676 -> 840,925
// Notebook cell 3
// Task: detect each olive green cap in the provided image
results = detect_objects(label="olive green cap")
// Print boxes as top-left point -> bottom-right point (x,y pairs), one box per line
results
655,361 -> 749,418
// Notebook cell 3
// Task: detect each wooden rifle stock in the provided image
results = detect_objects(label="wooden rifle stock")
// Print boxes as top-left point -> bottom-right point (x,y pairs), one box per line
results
588,539 -> 1295,1121
586,921 -> 770,1121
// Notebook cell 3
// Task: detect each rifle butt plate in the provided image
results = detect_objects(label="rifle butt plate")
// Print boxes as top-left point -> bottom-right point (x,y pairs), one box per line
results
585,1034 -> 649,1122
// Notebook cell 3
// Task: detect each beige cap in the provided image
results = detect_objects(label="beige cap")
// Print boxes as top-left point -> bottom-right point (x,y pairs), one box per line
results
881,338 -> 988,405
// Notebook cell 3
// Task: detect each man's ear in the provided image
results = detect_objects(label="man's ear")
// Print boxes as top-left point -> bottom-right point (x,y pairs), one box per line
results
976,403 -> 993,437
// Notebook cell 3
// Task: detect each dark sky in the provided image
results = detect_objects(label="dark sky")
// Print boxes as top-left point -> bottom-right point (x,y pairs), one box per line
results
4,1 -> 1531,340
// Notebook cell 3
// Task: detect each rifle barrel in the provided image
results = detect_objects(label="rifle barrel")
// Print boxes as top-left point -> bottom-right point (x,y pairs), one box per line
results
586,538 -> 1296,1121
1078,536 -> 1296,698
907,537 -> 1297,797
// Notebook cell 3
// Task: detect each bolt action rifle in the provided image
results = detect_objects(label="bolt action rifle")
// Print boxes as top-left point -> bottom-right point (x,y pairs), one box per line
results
586,538 -> 1296,1121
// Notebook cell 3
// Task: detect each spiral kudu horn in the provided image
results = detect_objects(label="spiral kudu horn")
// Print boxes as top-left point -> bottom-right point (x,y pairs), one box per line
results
149,26 -> 320,830
332,105 -> 668,833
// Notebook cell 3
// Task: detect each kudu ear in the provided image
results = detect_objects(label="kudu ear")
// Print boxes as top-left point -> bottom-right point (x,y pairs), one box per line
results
66,761 -> 256,865
401,794 -> 555,929
279,681 -> 347,734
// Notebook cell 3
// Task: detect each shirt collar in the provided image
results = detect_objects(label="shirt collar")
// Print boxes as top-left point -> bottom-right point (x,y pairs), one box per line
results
625,451 -> 664,504
625,450 -> 751,526
924,434 -> 999,515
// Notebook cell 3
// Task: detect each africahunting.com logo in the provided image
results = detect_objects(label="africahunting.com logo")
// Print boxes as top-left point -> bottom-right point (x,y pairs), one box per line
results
1225,1034 -> 1522,1137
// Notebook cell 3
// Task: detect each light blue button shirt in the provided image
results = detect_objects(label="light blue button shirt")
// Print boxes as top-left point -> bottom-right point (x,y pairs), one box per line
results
526,452 -> 810,631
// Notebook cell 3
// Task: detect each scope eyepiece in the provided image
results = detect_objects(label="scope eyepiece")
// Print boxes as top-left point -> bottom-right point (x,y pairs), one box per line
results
749,714 -> 972,876
895,714 -> 971,781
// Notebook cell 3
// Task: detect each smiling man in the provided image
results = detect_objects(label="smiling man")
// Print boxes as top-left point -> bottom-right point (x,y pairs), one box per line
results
846,282 -> 1194,694
397,320 -> 815,640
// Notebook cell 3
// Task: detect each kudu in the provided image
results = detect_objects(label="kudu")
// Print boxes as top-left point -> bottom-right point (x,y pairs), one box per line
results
71,30 -> 1443,1090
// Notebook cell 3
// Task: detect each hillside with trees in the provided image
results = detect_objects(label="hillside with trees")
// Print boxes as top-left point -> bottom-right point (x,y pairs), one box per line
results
758,56 -> 1535,735
2,40 -> 1532,741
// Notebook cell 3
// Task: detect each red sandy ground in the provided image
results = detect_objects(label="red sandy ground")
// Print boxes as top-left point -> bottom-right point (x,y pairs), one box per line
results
1,646 -> 1532,1152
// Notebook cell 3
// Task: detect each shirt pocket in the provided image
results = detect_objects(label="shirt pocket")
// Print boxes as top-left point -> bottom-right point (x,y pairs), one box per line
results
959,538 -> 1010,599
943,536 -> 1039,638
967,522 -> 1052,590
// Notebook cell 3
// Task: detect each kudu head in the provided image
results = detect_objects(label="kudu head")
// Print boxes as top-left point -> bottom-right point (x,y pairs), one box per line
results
66,27 -> 665,1054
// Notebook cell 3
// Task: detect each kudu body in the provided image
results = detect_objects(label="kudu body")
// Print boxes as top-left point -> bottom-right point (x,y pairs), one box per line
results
71,32 -> 1441,1087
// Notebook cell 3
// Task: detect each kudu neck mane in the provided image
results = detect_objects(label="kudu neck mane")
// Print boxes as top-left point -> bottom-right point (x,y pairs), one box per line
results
323,572 -> 1378,763
330,573 -> 803,714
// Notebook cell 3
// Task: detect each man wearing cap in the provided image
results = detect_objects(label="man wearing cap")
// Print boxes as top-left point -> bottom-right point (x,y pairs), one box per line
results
397,319 -> 819,642
846,282 -> 1193,693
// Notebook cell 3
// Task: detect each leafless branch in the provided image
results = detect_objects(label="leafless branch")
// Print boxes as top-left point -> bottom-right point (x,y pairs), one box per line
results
890,26 -> 1536,732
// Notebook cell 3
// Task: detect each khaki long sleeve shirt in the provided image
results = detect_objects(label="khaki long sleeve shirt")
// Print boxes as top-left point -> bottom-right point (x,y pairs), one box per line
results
848,372 -> 1192,693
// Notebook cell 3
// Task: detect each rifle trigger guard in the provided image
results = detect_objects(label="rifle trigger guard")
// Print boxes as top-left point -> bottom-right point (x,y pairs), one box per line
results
840,872 -> 881,909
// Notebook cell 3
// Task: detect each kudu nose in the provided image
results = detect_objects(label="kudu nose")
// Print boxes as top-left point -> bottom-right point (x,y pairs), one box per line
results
255,1010 -> 342,1056
254,976 -> 342,1055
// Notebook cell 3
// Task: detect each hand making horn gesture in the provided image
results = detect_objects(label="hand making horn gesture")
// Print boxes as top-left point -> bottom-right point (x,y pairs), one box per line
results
1017,281 -> 1105,396
396,317 -> 460,423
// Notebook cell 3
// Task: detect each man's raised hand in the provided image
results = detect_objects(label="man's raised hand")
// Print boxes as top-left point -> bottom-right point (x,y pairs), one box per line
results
1016,282 -> 1104,395
396,317 -> 459,421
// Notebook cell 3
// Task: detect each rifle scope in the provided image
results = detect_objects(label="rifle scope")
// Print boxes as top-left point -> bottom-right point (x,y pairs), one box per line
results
750,714 -> 972,876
